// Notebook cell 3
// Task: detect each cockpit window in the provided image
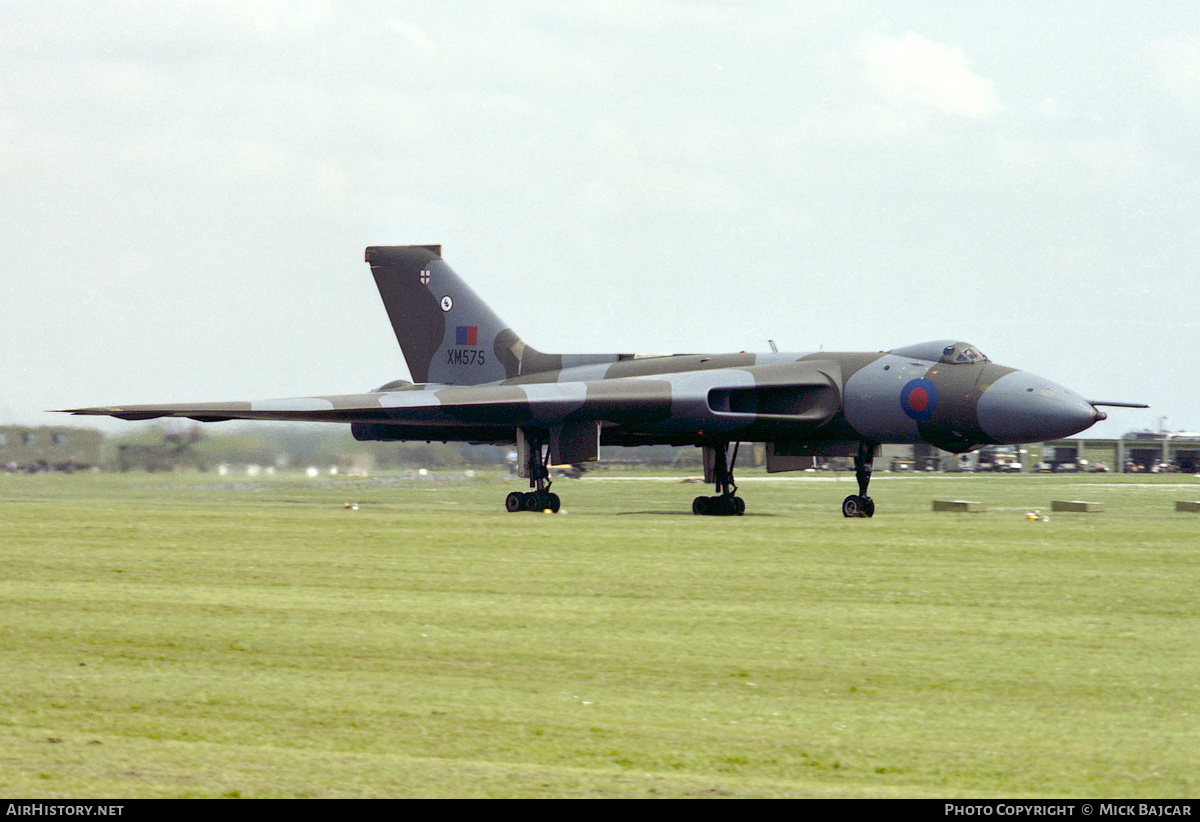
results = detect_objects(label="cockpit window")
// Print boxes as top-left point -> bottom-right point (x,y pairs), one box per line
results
940,343 -> 987,364
889,340 -> 989,364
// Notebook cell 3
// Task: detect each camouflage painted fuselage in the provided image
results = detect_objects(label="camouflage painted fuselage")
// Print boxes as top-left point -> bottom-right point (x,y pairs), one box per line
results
64,246 -> 1105,468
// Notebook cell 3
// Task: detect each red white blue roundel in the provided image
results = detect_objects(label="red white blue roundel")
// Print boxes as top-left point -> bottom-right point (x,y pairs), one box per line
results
901,378 -> 937,422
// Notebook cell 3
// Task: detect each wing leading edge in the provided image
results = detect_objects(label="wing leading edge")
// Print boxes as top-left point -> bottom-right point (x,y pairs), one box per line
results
61,361 -> 844,449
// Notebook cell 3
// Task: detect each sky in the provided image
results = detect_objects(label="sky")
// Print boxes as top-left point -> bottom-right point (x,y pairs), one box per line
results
2,1 -> 1197,439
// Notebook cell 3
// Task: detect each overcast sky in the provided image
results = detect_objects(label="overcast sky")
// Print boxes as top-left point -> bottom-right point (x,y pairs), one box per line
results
3,1 -> 1197,439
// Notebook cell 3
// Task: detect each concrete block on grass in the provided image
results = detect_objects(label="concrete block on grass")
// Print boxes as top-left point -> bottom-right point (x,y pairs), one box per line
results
932,500 -> 987,512
1051,500 -> 1105,513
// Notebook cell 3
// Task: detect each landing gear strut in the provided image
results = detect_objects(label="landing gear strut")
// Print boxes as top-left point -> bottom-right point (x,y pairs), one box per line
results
693,442 -> 745,516
842,441 -> 877,518
506,430 -> 560,513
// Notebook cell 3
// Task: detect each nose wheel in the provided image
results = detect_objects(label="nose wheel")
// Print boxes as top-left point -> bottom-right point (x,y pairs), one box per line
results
842,442 -> 878,518
841,494 -> 875,518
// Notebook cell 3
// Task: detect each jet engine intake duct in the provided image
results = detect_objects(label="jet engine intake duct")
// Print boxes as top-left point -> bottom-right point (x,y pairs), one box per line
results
705,362 -> 842,424
713,383 -> 839,419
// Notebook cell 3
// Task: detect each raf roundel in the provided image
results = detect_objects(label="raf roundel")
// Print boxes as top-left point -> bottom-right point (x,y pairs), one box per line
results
901,378 -> 937,422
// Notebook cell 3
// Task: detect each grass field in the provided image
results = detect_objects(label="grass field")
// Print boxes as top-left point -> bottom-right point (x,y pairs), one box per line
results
1,467 -> 1197,798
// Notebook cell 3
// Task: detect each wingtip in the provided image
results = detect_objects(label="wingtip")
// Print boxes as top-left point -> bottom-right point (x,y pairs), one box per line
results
52,406 -> 171,421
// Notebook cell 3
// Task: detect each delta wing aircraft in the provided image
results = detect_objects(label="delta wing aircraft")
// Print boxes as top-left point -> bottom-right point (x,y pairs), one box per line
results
63,245 -> 1144,516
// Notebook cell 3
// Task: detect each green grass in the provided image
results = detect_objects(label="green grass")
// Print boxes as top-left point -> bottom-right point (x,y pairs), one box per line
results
1,469 -> 1197,797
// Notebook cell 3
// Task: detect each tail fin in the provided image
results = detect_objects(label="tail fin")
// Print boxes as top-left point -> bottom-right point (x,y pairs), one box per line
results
366,245 -> 540,385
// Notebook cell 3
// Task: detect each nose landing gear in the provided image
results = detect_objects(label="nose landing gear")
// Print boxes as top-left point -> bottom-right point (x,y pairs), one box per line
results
842,441 -> 877,518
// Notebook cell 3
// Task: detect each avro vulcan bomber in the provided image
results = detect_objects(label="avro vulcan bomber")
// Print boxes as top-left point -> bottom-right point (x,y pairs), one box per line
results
64,246 -> 1143,516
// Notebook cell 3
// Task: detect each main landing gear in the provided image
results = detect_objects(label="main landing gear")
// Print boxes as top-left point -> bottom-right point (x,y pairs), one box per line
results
842,441 -> 877,518
505,430 -> 560,513
693,442 -> 745,516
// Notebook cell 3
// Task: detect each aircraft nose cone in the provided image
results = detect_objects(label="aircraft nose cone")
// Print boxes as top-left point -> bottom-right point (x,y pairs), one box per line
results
977,371 -> 1103,444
